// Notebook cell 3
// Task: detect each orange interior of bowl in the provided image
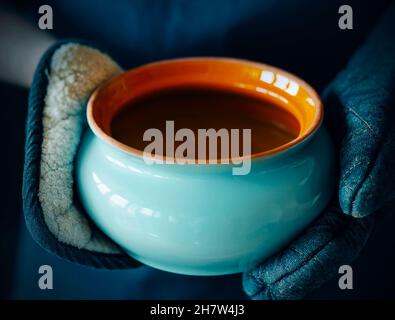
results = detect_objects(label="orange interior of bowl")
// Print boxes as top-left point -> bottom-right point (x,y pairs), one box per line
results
87,58 -> 323,159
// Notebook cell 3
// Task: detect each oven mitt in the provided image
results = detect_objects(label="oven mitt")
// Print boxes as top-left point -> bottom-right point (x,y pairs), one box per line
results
23,39 -> 140,268
243,3 -> 395,300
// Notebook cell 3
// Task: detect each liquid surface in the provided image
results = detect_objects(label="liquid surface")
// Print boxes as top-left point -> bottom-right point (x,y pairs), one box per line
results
111,87 -> 299,159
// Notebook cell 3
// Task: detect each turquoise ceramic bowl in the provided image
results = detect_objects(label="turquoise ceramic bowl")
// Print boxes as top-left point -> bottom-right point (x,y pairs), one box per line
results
76,58 -> 335,275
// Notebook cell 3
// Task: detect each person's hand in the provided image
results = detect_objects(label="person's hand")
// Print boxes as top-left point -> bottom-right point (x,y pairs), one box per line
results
242,5 -> 395,299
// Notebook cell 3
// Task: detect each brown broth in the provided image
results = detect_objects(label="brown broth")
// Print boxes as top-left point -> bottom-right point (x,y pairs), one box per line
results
110,87 -> 299,159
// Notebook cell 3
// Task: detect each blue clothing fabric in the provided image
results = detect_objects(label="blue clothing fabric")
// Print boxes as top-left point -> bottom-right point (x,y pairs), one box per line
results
0,82 -> 27,298
15,0 -> 391,91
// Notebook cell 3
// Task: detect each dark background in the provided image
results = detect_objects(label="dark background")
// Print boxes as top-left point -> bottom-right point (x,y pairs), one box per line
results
1,0 -> 394,299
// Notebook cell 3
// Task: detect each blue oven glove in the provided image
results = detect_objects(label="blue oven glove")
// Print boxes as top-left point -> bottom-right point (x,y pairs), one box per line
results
24,39 -> 141,268
243,4 -> 395,299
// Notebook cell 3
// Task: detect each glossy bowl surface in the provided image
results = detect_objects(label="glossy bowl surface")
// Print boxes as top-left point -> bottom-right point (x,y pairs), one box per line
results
76,58 -> 335,275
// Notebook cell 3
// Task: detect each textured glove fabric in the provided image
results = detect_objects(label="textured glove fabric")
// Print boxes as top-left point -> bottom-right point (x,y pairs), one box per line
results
323,3 -> 395,218
23,39 -> 139,268
243,204 -> 375,300
243,3 -> 395,300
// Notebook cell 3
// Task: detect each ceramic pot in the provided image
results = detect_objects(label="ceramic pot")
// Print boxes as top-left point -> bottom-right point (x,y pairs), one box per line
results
76,58 -> 335,275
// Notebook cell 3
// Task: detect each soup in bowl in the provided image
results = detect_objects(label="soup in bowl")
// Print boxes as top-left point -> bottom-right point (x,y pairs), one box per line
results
76,58 -> 335,275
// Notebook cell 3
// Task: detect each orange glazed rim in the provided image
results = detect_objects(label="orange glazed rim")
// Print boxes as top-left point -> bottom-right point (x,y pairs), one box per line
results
87,57 -> 323,161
